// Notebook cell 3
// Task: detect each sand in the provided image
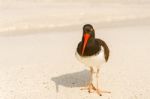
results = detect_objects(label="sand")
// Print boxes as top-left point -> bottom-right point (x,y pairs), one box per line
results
0,1 -> 150,99
0,24 -> 150,99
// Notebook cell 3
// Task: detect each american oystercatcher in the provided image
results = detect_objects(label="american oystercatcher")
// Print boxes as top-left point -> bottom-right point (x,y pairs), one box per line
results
75,24 -> 110,96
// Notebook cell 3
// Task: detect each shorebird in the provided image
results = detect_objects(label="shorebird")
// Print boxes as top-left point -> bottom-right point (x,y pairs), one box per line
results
75,24 -> 110,96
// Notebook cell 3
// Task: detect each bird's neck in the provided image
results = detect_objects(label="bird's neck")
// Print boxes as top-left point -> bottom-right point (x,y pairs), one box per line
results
81,38 -> 100,56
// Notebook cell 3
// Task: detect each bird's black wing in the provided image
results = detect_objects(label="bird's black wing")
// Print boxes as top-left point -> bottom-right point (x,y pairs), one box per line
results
96,39 -> 110,62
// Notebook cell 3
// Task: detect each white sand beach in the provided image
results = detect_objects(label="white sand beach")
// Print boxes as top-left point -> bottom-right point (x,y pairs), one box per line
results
0,0 -> 150,99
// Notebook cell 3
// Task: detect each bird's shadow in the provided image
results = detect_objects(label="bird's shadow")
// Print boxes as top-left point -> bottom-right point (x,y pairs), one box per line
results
51,70 -> 89,92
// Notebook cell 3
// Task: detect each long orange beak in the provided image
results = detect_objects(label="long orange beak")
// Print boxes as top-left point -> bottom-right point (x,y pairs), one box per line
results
82,33 -> 90,55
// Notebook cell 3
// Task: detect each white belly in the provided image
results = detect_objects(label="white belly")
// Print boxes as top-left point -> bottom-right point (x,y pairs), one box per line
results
75,46 -> 106,69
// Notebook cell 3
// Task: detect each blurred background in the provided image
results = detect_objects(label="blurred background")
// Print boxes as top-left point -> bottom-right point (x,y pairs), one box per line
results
1,0 -> 150,34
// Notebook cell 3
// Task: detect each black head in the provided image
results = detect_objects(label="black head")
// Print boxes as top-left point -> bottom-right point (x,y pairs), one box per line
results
81,24 -> 96,55
83,24 -> 95,38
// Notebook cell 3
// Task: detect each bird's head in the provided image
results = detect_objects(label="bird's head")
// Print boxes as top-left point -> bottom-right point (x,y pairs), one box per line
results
82,24 -> 95,55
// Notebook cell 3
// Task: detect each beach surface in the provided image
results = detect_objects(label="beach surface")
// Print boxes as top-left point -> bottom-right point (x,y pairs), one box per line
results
0,24 -> 150,99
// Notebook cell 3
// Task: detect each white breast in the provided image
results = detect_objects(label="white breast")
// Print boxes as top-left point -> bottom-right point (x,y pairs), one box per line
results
75,46 -> 106,69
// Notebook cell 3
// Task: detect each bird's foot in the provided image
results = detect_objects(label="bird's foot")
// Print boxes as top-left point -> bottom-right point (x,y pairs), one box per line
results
81,84 -> 111,96
96,89 -> 111,96
81,83 -> 96,93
